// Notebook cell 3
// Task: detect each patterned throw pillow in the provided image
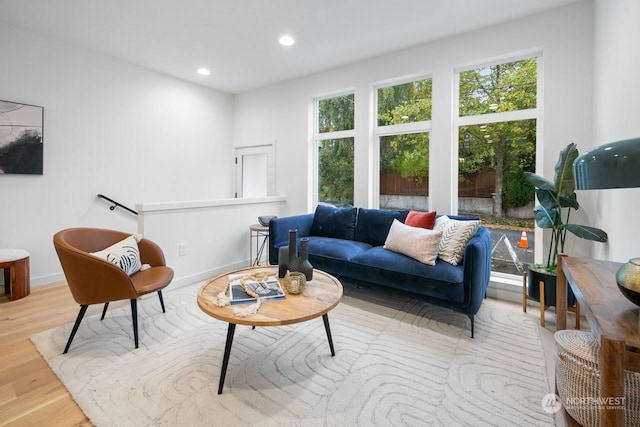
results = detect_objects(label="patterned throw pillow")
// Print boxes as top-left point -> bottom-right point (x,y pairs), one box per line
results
384,219 -> 443,265
90,234 -> 142,275
434,216 -> 480,266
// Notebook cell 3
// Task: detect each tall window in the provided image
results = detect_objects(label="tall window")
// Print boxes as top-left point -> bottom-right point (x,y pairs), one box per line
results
315,93 -> 355,206
376,77 -> 432,210
457,56 -> 539,276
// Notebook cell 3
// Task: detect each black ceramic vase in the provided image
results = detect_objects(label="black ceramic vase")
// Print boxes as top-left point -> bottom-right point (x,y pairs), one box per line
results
278,229 -> 313,280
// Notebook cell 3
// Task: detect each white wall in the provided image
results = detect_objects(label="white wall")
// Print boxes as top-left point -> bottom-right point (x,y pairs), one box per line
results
138,197 -> 286,287
591,0 -> 640,262
233,2 -> 595,256
0,23 -> 234,285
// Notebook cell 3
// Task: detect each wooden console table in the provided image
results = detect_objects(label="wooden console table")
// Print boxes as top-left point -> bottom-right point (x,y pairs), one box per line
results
557,254 -> 640,427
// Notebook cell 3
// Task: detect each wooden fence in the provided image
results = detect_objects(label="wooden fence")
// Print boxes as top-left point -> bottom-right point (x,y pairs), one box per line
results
380,172 -> 495,197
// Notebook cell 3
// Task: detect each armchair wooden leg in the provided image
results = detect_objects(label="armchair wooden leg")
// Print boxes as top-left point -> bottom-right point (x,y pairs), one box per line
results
130,299 -> 139,349
157,290 -> 165,313
63,305 -> 88,354
100,302 -> 110,320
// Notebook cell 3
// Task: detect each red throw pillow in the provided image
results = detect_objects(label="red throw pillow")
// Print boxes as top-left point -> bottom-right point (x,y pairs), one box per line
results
405,210 -> 437,229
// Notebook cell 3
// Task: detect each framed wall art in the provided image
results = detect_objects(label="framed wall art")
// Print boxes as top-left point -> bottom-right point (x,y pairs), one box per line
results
0,99 -> 44,174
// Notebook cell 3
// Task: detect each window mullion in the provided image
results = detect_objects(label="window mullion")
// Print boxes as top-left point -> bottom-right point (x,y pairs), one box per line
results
316,129 -> 355,141
376,120 -> 431,137
457,108 -> 538,127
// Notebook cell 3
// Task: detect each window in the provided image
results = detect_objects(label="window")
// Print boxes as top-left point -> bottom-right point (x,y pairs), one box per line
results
315,93 -> 355,206
457,56 -> 539,276
376,77 -> 432,210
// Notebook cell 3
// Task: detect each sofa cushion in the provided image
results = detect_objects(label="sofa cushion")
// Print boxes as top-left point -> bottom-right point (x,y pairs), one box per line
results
310,204 -> 357,240
405,210 -> 437,229
348,246 -> 466,304
306,236 -> 372,278
354,208 -> 409,246
384,219 -> 442,265
307,236 -> 372,261
435,215 -> 480,266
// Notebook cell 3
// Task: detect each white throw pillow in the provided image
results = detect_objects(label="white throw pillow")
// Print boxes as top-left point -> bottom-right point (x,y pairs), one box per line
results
384,219 -> 443,265
434,216 -> 480,266
90,234 -> 142,275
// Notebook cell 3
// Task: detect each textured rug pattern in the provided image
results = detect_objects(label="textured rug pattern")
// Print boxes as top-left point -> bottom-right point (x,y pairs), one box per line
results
31,282 -> 553,426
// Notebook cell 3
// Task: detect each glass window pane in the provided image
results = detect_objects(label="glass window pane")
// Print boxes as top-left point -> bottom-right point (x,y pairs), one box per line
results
318,94 -> 354,133
378,79 -> 432,126
458,120 -> 536,275
459,58 -> 537,117
379,132 -> 429,210
318,137 -> 354,206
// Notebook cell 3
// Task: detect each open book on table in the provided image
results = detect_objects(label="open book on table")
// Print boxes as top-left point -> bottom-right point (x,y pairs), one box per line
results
229,275 -> 285,305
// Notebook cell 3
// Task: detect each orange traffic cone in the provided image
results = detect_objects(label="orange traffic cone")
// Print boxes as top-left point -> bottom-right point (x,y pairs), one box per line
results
518,231 -> 529,249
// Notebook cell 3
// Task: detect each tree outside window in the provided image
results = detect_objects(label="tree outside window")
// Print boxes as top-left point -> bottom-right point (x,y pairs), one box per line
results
458,56 -> 538,275
377,78 -> 432,210
316,94 -> 354,206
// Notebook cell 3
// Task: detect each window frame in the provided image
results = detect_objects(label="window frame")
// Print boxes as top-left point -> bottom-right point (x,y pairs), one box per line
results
373,74 -> 433,209
312,90 -> 356,208
453,51 -> 543,278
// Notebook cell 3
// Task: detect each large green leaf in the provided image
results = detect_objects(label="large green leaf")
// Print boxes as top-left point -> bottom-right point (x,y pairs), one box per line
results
559,193 -> 579,209
564,224 -> 608,242
525,172 -> 554,191
554,143 -> 578,197
535,188 -> 558,210
533,205 -> 558,229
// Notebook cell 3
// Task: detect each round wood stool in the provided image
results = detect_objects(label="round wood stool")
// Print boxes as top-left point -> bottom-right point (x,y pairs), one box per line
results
0,249 -> 30,300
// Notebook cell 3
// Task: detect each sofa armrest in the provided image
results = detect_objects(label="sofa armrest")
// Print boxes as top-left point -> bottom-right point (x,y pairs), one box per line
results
269,213 -> 314,265
462,226 -> 492,315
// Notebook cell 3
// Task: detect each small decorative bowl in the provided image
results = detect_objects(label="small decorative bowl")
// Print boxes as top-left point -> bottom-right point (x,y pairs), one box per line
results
283,271 -> 306,294
258,216 -> 277,226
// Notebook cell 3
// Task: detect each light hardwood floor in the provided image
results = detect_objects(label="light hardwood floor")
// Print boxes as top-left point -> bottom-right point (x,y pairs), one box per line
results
0,282 -> 98,427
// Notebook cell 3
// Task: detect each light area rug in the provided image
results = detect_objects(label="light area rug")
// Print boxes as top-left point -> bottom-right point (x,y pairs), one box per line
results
31,281 -> 554,427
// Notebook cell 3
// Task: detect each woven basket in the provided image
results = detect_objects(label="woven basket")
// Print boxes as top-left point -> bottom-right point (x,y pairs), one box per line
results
555,330 -> 640,426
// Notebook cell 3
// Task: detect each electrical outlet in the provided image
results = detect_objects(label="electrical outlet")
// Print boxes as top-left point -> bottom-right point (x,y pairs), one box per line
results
178,243 -> 187,256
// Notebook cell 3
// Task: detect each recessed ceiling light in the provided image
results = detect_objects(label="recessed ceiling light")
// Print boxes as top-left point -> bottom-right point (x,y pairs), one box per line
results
279,35 -> 295,47
197,67 -> 211,76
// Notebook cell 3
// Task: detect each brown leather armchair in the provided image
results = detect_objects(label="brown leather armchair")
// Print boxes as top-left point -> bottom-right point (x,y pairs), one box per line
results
53,227 -> 174,353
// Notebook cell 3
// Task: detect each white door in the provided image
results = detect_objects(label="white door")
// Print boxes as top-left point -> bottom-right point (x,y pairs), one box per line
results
235,141 -> 276,198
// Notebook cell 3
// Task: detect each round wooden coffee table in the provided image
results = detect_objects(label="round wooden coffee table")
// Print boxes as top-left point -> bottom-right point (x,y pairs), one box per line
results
197,266 -> 343,394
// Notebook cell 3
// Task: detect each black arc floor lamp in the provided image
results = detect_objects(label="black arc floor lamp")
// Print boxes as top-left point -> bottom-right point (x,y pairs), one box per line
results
573,137 -> 640,305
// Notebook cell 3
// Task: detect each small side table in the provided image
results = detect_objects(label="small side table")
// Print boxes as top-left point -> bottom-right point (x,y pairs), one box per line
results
249,224 -> 269,266
0,248 -> 30,300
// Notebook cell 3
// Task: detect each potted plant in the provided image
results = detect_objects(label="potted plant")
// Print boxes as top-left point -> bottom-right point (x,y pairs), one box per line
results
524,143 -> 608,306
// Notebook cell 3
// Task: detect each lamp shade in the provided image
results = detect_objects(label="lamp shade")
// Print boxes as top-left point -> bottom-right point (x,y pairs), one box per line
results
573,138 -> 640,190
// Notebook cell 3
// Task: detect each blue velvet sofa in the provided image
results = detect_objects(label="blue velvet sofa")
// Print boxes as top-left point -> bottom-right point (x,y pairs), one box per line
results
268,206 -> 492,337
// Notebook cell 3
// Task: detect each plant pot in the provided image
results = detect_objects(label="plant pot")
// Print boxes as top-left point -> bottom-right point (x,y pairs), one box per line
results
527,266 -> 576,307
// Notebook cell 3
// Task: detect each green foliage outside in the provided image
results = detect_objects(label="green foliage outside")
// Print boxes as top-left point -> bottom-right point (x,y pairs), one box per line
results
458,58 -> 537,216
379,79 -> 432,185
317,58 -> 538,215
318,94 -> 355,205
318,138 -> 354,205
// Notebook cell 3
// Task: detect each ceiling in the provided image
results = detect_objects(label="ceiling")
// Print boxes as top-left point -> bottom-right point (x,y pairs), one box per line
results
0,0 -> 582,94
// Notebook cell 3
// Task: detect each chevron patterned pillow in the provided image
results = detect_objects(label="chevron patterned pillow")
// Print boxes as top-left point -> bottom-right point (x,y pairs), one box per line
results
434,216 -> 480,265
